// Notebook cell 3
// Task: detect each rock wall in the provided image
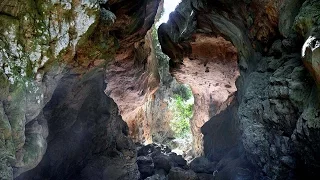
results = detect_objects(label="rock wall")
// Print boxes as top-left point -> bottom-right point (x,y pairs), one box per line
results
105,29 -> 161,143
0,0 -> 162,179
171,34 -> 239,156
16,69 -> 139,180
0,0 -> 99,178
104,0 -> 183,145
158,0 -> 320,179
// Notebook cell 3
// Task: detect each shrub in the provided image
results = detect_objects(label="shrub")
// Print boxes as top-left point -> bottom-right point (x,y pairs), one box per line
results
170,94 -> 193,138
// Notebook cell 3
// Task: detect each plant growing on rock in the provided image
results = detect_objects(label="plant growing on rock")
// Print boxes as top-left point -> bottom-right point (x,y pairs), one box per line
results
169,94 -> 193,138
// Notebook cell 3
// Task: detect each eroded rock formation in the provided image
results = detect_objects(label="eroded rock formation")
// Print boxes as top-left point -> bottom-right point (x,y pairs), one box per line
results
171,34 -> 239,156
0,0 -> 100,178
16,69 -> 139,180
102,0 -> 177,145
0,0 -> 162,179
159,0 -> 320,179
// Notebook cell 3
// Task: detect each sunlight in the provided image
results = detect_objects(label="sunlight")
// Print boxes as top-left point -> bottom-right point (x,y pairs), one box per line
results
159,0 -> 181,24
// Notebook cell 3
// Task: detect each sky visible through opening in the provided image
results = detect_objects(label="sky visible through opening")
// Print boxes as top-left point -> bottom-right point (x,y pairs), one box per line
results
159,0 -> 181,24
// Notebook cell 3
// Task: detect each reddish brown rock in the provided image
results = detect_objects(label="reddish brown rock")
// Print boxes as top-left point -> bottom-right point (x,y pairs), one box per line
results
171,35 -> 239,156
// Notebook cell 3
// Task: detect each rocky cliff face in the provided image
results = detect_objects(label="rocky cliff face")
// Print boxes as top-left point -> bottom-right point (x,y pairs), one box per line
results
158,0 -> 320,179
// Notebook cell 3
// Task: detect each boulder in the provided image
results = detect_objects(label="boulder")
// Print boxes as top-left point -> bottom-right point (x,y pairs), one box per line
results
137,156 -> 155,179
145,174 -> 167,180
168,153 -> 187,169
190,157 -> 216,174
153,154 -> 172,173
168,167 -> 198,180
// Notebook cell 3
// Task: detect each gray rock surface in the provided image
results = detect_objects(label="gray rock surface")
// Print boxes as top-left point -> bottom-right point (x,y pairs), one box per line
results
167,167 -> 198,180
15,68 -> 139,180
190,157 -> 215,174
1,0 -> 320,180
145,174 -> 167,180
137,156 -> 155,179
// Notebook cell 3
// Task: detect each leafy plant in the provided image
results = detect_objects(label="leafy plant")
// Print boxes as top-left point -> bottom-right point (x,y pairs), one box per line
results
170,94 -> 193,138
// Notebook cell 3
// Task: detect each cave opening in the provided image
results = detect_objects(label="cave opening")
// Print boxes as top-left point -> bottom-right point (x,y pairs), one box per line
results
146,0 -> 196,158
145,0 -> 240,159
169,34 -> 240,157
103,0 -> 198,156
104,0 -> 240,159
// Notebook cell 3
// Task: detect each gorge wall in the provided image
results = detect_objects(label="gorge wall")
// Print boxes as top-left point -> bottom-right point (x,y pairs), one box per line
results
159,0 -> 320,179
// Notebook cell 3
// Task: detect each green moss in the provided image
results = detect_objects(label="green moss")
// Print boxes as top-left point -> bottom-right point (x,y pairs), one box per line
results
5,83 -> 27,149
22,134 -> 45,164
0,73 -> 9,101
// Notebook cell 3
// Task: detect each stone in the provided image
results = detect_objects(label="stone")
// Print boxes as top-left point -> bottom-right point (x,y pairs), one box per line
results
197,173 -> 214,180
1,0 -> 320,180
100,8 -> 116,24
202,101 -> 240,162
137,156 -> 155,179
167,167 -> 198,180
138,143 -> 171,157
279,0 -> 305,37
168,153 -> 187,169
98,0 -> 108,4
153,154 -> 172,173
145,174 -> 167,180
190,157 -> 215,174
269,40 -> 283,59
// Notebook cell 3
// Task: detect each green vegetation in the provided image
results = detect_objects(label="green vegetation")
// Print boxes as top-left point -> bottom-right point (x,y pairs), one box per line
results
150,5 -> 194,142
170,88 -> 193,138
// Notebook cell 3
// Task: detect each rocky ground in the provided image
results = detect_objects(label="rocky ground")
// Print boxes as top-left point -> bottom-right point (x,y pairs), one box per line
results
136,143 -> 217,180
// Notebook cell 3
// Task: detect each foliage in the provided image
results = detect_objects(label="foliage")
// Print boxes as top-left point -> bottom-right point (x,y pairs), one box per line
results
150,7 -> 193,139
173,84 -> 193,101
170,94 -> 193,138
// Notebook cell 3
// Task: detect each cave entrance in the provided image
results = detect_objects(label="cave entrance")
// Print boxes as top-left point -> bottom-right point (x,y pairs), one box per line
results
149,0 -> 194,157
166,83 -> 194,157
170,34 -> 240,156
104,0 -> 196,155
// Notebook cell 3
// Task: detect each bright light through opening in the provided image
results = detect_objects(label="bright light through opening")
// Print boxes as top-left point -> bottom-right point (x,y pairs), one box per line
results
158,0 -> 181,24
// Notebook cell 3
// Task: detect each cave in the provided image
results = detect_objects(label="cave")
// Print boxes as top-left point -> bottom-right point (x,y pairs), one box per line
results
1,0 -> 320,180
